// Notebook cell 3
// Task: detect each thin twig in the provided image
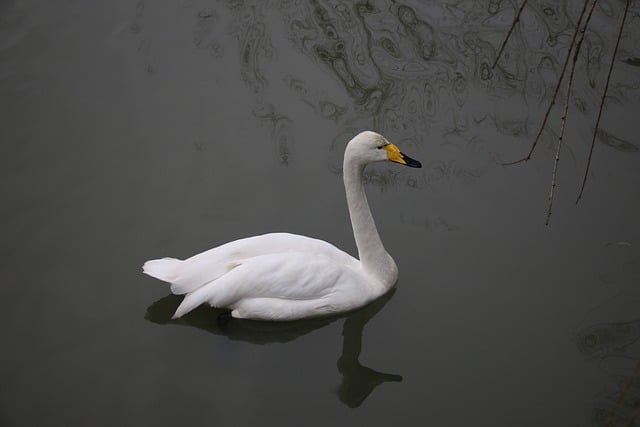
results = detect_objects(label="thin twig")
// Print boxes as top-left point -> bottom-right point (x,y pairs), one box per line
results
545,106 -> 568,225
545,0 -> 596,225
572,0 -> 599,63
576,0 -> 631,203
492,0 -> 529,69
500,0 -> 592,166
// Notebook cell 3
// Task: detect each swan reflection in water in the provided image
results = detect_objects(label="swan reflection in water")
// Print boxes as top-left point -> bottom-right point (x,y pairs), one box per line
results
145,290 -> 401,408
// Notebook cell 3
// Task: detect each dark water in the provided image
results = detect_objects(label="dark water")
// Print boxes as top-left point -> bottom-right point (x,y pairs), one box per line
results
1,0 -> 639,425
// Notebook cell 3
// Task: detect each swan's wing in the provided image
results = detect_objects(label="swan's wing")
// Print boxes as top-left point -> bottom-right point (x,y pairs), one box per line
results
173,251 -> 368,319
143,233 -> 357,295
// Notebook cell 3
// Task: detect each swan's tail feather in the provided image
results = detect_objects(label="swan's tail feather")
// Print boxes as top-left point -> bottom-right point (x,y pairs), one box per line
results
142,258 -> 183,283
143,257 -> 220,318
172,283 -> 214,319
171,264 -> 245,318
143,255 -> 240,315
144,253 -> 248,318
168,259 -> 241,295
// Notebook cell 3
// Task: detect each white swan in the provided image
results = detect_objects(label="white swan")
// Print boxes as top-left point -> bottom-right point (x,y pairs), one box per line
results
142,131 -> 421,321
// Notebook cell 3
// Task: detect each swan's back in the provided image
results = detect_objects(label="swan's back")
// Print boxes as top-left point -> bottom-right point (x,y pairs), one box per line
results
143,232 -> 358,304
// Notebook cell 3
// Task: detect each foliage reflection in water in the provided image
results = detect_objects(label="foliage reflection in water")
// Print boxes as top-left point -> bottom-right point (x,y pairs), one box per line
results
576,318 -> 640,426
574,248 -> 640,427
125,0 -> 640,182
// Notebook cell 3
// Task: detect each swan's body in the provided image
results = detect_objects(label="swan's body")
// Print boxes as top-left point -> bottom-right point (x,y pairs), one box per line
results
143,131 -> 421,321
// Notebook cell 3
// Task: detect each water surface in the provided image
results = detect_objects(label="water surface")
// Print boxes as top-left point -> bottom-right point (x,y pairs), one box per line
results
1,1 -> 639,426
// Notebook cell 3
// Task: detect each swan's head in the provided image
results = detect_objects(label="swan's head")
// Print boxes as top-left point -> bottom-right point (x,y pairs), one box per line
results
346,131 -> 422,168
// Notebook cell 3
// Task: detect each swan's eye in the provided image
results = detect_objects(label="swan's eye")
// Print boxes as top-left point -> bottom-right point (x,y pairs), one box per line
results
376,145 -> 384,150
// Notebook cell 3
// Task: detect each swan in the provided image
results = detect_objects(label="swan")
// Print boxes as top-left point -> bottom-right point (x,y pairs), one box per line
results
142,131 -> 421,321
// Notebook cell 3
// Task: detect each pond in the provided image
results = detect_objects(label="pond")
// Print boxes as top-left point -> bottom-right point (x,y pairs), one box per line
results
1,0 -> 639,426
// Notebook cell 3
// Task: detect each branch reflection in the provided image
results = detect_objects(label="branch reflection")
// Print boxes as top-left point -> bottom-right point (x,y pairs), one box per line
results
145,289 -> 401,407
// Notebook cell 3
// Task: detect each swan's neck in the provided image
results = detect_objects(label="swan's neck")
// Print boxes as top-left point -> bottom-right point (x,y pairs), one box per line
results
343,156 -> 397,287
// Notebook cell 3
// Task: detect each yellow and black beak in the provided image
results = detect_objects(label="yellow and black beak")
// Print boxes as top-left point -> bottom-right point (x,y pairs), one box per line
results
384,144 -> 422,168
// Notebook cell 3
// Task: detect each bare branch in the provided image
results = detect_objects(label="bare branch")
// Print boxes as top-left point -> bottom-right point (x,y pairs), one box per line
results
576,0 -> 631,203
545,0 -> 597,224
492,0 -> 529,69
499,0 -> 592,166
545,67 -> 576,224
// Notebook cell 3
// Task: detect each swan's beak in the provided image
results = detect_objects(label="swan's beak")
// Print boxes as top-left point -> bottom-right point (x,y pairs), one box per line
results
384,144 -> 422,168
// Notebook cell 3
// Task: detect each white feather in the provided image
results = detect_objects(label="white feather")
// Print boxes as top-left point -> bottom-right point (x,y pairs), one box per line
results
142,131 -> 421,321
